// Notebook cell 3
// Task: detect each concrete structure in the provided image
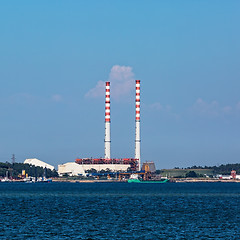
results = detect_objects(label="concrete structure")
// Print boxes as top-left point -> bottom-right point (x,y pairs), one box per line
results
24,158 -> 54,171
142,162 -> 156,173
58,162 -> 129,176
58,162 -> 86,176
104,82 -> 111,159
80,164 -> 130,172
135,80 -> 141,170
76,158 -> 135,171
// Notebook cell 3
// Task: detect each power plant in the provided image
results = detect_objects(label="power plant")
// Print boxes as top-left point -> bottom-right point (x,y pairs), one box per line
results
74,80 -> 141,172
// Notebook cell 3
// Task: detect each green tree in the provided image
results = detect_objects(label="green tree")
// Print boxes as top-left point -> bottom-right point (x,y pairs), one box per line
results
186,171 -> 198,178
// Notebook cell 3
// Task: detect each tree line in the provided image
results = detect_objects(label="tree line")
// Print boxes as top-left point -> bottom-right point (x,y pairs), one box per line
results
0,162 -> 58,178
185,163 -> 240,175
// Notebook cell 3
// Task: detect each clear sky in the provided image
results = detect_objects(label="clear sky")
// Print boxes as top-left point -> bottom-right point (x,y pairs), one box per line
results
0,1 -> 240,169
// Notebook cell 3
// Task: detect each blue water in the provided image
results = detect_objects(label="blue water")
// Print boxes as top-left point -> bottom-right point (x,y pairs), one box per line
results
0,182 -> 239,239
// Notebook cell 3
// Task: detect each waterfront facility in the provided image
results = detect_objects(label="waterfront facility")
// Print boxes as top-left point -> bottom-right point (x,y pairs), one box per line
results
58,80 -> 141,176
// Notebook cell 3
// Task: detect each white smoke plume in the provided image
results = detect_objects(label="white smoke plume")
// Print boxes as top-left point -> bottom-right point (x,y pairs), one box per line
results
85,81 -> 105,98
85,65 -> 135,100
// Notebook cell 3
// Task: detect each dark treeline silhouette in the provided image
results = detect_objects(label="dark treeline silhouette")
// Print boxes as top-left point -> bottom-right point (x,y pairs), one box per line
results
186,163 -> 240,175
0,162 -> 58,178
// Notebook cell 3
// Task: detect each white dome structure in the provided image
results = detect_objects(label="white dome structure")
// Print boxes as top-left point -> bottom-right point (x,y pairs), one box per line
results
24,158 -> 54,171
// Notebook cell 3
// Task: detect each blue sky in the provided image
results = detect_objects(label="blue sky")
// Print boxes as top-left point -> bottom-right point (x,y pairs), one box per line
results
0,1 -> 240,169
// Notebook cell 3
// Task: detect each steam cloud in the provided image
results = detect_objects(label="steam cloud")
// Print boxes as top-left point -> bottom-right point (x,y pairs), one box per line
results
85,65 -> 135,100
52,94 -> 63,102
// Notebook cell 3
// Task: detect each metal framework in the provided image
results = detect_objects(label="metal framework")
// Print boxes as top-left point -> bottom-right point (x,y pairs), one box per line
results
75,158 -> 138,171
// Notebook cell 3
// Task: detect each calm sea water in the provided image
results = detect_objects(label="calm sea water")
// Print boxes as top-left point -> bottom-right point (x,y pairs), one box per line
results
0,182 -> 239,239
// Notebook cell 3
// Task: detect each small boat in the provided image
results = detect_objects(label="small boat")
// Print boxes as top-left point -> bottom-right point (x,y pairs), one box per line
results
128,174 -> 169,183
0,171 -> 12,182
1,178 -> 12,182
24,177 -> 52,183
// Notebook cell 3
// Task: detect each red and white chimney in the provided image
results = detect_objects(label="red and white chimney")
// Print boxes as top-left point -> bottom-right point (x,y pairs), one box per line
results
135,80 -> 141,170
104,82 -> 111,159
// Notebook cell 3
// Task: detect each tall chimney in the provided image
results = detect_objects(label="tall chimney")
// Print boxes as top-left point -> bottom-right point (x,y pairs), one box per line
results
135,80 -> 141,170
104,82 -> 111,159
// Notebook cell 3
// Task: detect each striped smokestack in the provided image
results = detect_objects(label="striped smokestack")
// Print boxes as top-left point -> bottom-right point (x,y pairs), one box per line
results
104,82 -> 111,159
135,80 -> 141,170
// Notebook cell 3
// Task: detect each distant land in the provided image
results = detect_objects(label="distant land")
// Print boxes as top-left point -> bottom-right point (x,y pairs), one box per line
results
0,162 -> 239,180
159,163 -> 240,178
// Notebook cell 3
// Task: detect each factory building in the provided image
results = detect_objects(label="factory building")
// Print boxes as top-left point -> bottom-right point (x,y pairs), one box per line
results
24,158 -> 54,171
74,80 -> 141,172
58,161 -> 130,176
76,162 -> 130,172
58,162 -> 86,176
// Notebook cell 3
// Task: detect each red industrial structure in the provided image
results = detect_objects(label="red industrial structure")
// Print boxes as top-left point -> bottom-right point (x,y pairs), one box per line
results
231,170 -> 237,179
75,158 -> 139,171
135,80 -> 141,170
105,82 -> 111,159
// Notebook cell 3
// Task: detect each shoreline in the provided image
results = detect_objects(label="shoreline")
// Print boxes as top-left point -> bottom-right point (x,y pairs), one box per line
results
3,178 -> 240,183
174,178 -> 240,183
52,178 -> 240,183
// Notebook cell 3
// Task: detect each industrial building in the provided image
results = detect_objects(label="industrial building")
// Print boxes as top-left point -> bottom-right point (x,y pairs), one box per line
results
75,158 -> 136,171
142,162 -> 156,173
58,162 -> 86,177
73,80 -> 141,173
218,170 -> 240,180
24,158 -> 54,171
58,161 -> 130,176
